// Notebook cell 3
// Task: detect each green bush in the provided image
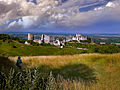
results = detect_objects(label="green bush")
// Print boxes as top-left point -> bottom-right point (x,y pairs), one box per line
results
66,42 -> 119,54
98,44 -> 119,54
0,34 -> 10,40
0,34 -> 19,41
27,40 -> 39,46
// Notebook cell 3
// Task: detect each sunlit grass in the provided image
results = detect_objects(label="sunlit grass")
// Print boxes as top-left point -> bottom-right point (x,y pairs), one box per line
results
7,53 -> 120,89
0,41 -> 85,56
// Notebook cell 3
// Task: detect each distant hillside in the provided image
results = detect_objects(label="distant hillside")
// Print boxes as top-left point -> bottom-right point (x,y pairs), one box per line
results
0,40 -> 85,56
0,34 -> 120,56
0,40 -> 120,56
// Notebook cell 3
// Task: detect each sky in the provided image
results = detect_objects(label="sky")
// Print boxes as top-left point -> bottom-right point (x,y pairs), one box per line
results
0,0 -> 120,34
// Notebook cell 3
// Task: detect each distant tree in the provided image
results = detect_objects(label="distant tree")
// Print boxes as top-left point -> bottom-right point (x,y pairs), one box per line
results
80,37 -> 91,43
41,43 -> 53,46
27,40 -> 39,46
0,34 -> 10,40
96,44 -> 119,54
11,37 -> 19,40
0,34 -> 20,42
19,40 -> 26,43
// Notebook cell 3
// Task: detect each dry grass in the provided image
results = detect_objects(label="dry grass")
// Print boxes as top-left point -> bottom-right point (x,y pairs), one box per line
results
8,53 -> 120,90
9,53 -> 120,68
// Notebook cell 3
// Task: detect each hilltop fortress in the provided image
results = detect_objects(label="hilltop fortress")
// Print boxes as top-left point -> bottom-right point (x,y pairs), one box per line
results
25,33 -> 88,46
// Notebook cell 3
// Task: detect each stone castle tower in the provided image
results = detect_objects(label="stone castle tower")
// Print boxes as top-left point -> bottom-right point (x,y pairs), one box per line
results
28,33 -> 34,40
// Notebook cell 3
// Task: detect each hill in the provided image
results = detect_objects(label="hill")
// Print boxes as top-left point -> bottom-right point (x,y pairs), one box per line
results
0,40 -> 119,56
0,54 -> 120,89
0,40 -> 85,56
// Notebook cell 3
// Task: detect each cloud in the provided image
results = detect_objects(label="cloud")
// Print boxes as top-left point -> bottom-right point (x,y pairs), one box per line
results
0,0 -> 120,31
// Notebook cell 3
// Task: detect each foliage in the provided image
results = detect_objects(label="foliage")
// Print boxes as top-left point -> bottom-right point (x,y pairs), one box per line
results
0,41 -> 84,56
1,54 -> 120,89
41,43 -> 53,46
0,67 -> 95,90
27,40 -> 39,46
66,42 -> 120,54
0,34 -> 19,41
95,44 -> 119,54
80,36 -> 91,43
0,68 -> 46,89
18,40 -> 26,44
0,57 -> 17,74
0,34 -> 10,40
18,54 -> 120,89
0,40 -> 119,56
0,34 -> 120,56
92,36 -> 120,44
65,42 -> 90,48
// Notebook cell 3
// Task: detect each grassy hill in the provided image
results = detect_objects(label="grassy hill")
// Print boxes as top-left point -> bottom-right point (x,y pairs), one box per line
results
0,40 -> 119,56
0,54 -> 120,89
0,40 -> 85,56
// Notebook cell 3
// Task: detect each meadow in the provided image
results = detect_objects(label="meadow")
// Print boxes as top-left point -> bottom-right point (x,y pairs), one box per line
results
0,54 -> 120,89
0,40 -> 85,56
0,40 -> 119,57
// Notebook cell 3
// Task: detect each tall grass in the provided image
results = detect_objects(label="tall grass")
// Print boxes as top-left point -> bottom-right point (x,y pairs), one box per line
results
1,54 -> 120,89
0,68 -> 95,90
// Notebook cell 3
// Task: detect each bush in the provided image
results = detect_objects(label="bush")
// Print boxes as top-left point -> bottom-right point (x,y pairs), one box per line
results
41,43 -> 52,46
18,40 -> 26,43
66,42 -> 119,54
27,40 -> 39,46
0,34 -> 10,40
90,44 -> 119,54
0,34 -> 19,41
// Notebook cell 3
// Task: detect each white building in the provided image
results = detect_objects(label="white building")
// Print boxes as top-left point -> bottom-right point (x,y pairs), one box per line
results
80,36 -> 87,40
53,39 -> 61,46
41,34 -> 50,44
72,36 -> 77,41
41,34 -> 55,44
72,33 -> 87,42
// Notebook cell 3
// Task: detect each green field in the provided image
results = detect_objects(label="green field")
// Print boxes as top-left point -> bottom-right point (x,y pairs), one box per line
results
0,40 -> 119,56
0,35 -> 120,89
0,40 -> 85,56
0,54 -> 120,89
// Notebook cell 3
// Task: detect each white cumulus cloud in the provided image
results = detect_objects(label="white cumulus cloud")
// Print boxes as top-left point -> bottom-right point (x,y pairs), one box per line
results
0,0 -> 120,31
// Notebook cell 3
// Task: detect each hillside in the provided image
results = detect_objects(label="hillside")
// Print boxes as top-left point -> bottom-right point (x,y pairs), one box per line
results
0,40 -> 119,56
0,40 -> 85,56
0,54 -> 120,89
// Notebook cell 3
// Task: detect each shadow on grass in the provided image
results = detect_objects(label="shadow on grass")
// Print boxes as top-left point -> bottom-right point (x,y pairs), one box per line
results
35,64 -> 97,84
54,64 -> 97,83
0,56 -> 17,74
0,56 -> 97,84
